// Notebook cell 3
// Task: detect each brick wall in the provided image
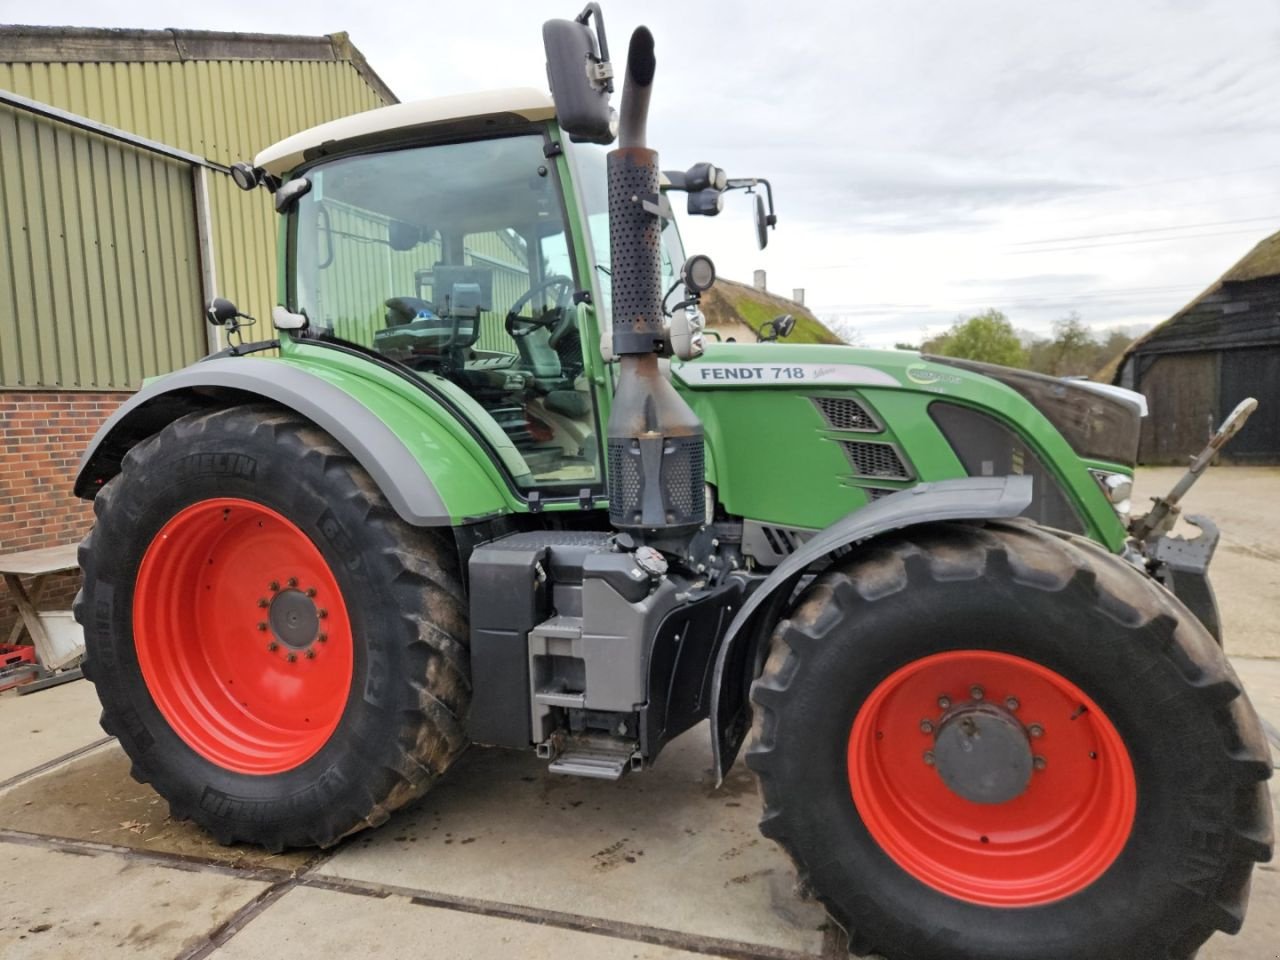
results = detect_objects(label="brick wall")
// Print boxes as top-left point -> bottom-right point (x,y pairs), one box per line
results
1,391 -> 129,639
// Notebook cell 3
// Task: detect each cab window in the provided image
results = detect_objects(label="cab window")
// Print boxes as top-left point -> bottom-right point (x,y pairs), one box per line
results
290,134 -> 598,488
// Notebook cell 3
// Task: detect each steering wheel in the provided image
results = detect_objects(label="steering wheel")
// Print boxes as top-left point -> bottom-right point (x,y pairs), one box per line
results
505,275 -> 576,347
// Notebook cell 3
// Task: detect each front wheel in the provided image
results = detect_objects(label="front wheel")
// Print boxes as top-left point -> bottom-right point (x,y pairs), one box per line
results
747,521 -> 1272,960
75,405 -> 470,849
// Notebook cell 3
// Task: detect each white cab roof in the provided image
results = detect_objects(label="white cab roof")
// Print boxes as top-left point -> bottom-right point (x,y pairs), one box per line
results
254,87 -> 555,176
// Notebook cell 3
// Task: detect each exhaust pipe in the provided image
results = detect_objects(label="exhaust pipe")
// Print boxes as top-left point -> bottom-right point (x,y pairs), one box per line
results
605,28 -> 706,532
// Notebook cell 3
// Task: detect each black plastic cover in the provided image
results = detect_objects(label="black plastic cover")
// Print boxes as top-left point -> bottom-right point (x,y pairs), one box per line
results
928,355 -> 1142,467
467,540 -> 550,747
929,401 -> 1084,534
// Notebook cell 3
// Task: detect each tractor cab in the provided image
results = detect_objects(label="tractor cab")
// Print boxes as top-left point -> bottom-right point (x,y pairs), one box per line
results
267,94 -> 624,488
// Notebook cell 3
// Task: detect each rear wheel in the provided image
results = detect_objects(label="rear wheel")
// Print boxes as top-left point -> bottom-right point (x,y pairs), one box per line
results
76,405 -> 470,849
747,521 -> 1272,960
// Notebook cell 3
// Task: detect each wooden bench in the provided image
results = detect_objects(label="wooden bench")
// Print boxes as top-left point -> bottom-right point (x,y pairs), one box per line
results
1,544 -> 84,693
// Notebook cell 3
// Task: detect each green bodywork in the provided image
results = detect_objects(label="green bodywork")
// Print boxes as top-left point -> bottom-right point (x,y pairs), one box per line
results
263,331 -> 1127,551
147,117 -> 1130,554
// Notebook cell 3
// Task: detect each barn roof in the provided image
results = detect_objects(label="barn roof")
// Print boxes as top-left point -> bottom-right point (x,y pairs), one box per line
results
0,25 -> 397,105
1103,228 -> 1280,383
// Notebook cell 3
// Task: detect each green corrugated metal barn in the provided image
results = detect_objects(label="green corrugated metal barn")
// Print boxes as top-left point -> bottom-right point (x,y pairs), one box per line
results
0,26 -> 398,626
0,26 -> 396,390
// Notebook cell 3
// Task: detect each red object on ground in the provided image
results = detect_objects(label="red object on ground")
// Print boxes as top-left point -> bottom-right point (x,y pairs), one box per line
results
848,649 -> 1137,908
0,644 -> 36,668
133,498 -> 354,775
0,644 -> 38,692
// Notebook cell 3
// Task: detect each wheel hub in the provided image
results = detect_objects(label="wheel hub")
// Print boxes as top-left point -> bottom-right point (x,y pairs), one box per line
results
133,498 -> 354,774
268,588 -> 320,650
932,701 -> 1033,804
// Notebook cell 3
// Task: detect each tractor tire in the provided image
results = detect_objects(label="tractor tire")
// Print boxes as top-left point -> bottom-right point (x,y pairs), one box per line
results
75,404 -> 470,850
747,520 -> 1272,960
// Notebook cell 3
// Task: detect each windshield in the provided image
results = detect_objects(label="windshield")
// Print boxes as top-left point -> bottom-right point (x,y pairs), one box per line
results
567,142 -> 685,322
289,133 -> 601,489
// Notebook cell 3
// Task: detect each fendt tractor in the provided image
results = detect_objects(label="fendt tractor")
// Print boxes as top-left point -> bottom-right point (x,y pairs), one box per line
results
73,7 -> 1271,959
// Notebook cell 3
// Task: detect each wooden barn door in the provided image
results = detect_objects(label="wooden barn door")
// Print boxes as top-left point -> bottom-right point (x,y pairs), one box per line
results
1137,352 -> 1217,464
1219,347 -> 1280,463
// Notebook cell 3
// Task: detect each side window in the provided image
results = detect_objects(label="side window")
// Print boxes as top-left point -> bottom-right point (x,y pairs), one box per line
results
291,134 -> 600,489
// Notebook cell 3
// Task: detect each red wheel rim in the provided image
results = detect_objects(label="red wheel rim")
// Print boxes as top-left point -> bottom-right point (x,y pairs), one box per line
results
848,650 -> 1136,907
133,498 -> 354,775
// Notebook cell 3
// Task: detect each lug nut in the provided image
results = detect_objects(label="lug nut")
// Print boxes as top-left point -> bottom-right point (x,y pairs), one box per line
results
317,609 -> 328,620
305,649 -> 317,659
287,577 -> 298,588
306,587 -> 317,598
923,751 -> 936,766
317,633 -> 328,643
920,719 -> 934,734
269,580 -> 280,592
1029,724 -> 1044,739
1005,696 -> 1020,711
937,696 -> 951,710
1033,755 -> 1047,771
267,641 -> 279,652
256,621 -> 269,632
970,686 -> 984,701
286,652 -> 297,663
257,597 -> 269,608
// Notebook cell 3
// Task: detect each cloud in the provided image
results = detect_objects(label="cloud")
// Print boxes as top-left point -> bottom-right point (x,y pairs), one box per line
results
9,0 -> 1280,345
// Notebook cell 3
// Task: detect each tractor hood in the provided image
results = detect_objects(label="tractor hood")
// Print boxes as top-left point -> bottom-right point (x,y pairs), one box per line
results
672,343 -> 1143,468
670,342 -> 1133,548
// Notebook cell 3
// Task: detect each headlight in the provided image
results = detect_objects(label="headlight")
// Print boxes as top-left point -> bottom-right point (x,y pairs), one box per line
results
1090,469 -> 1133,518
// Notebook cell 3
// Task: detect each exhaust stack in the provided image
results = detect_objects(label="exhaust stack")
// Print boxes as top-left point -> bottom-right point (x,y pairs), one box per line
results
603,28 -> 706,532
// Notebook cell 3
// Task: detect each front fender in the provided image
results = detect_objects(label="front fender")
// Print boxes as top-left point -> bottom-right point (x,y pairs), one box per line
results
75,356 -> 507,526
710,474 -> 1035,780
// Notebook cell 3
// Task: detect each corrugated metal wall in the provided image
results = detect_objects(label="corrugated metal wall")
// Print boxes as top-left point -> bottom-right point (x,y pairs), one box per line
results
0,55 -> 390,389
308,202 -> 533,354
0,103 -> 203,388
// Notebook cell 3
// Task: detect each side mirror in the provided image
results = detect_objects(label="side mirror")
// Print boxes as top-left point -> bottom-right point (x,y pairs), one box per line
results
754,194 -> 769,250
207,298 -> 240,327
543,6 -> 616,144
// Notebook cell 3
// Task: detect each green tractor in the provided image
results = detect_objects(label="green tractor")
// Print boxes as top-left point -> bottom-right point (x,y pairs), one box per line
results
74,8 -> 1270,959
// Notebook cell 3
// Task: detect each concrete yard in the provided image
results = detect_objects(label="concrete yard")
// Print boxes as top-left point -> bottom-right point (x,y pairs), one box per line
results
1,466 -> 1277,960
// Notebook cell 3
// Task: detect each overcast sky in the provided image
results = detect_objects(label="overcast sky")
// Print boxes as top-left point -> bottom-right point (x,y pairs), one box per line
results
6,0 -> 1280,346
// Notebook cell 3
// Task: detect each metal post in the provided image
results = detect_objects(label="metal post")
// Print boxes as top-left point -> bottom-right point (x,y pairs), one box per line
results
193,166 -> 222,353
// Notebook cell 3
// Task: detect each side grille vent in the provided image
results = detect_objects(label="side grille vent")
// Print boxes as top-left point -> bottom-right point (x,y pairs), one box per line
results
863,486 -> 899,502
760,525 -> 809,556
813,396 -> 880,432
839,440 -> 913,481
741,520 -> 816,566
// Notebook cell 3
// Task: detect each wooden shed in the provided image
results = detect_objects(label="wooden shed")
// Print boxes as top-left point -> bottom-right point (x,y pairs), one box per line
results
1111,230 -> 1280,464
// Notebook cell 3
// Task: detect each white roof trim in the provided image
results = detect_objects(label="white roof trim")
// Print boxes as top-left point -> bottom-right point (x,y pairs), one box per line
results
254,87 -> 555,175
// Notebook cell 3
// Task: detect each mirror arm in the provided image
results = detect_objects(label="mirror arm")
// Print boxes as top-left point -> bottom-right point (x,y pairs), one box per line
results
726,177 -> 777,225
575,2 -> 613,89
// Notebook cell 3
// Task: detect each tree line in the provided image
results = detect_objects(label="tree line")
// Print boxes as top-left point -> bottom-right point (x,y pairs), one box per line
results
897,309 -> 1141,378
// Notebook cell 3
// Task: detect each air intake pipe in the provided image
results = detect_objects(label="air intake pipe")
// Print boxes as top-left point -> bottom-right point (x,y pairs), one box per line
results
604,27 -> 706,532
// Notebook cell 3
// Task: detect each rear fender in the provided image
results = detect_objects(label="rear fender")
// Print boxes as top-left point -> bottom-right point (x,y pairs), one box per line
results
710,475 -> 1035,780
75,357 -> 507,526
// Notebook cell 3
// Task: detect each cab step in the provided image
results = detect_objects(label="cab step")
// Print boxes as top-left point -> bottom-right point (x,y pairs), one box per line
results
542,734 -> 641,781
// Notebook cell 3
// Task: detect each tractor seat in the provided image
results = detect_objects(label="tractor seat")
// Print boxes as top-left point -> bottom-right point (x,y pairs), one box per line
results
545,390 -> 590,418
